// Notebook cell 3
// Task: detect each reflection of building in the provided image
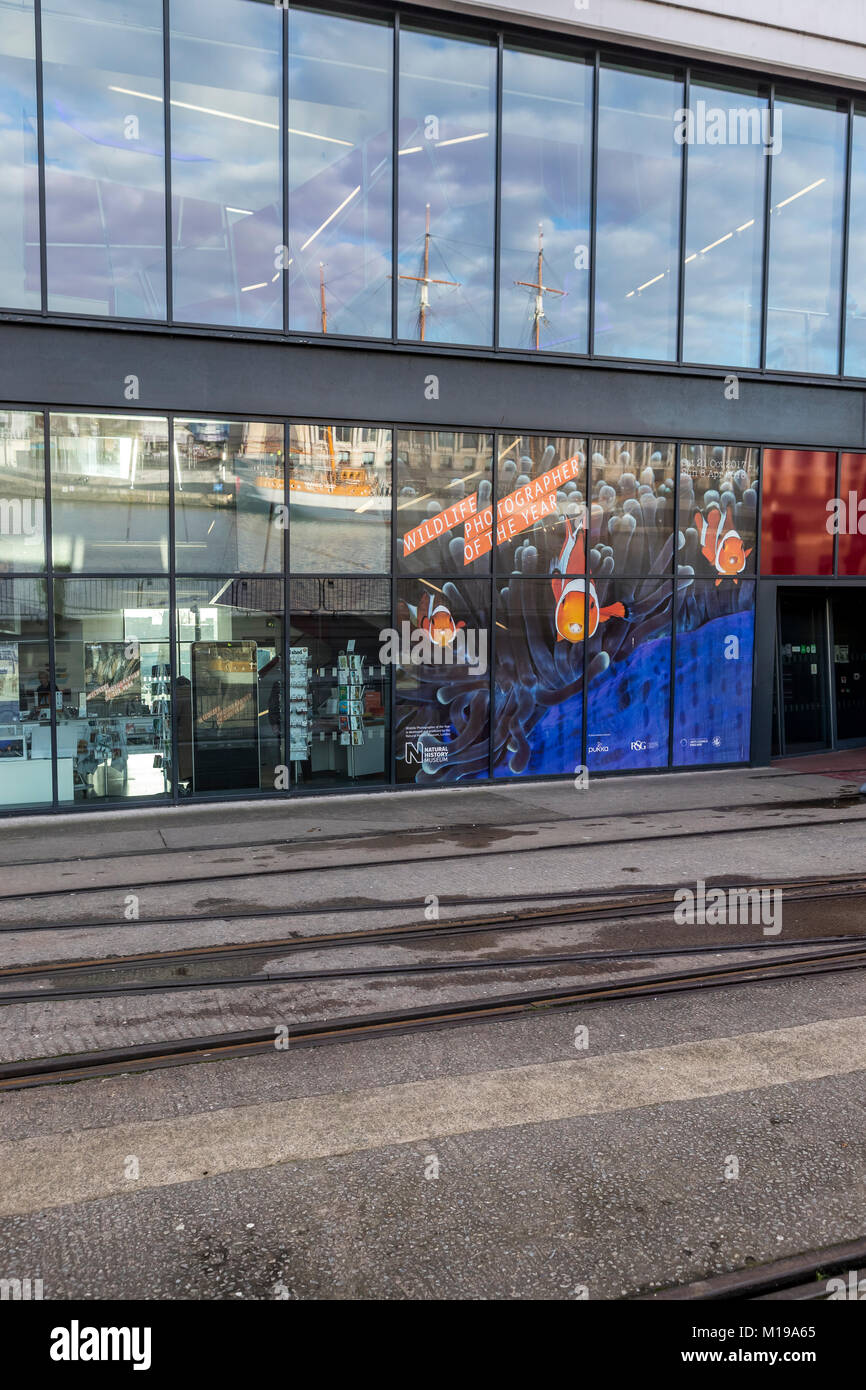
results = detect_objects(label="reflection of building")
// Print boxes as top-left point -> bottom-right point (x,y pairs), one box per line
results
2,1 -> 866,812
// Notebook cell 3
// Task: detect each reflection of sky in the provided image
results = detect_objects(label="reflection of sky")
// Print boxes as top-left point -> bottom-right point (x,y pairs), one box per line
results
683,86 -> 766,368
289,8 -> 392,338
398,30 -> 496,346
595,65 -> 682,362
499,48 -> 591,353
766,97 -> 846,374
845,113 -> 866,377
171,0 -> 281,329
0,2 -> 39,310
42,0 -> 166,318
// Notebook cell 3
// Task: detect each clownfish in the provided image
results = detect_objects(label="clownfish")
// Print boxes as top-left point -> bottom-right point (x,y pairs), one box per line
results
419,592 -> 465,647
551,517 -> 627,643
694,504 -> 753,586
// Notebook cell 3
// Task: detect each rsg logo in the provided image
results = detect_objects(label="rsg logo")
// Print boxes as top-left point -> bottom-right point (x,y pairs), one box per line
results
630,740 -> 647,751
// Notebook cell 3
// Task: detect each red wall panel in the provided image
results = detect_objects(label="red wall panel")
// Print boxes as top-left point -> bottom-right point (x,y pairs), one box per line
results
838,454 -> 866,576
760,449 -> 836,575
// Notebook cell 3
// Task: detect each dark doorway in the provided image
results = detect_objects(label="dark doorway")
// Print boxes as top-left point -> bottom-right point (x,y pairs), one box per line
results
831,592 -> 866,745
776,588 -> 866,755
778,592 -> 830,752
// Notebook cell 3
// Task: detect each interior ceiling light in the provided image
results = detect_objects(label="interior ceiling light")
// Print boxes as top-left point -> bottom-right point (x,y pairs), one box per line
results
435,132 -> 489,148
109,86 -> 352,145
299,186 -> 361,252
624,177 -> 823,299
774,177 -> 825,210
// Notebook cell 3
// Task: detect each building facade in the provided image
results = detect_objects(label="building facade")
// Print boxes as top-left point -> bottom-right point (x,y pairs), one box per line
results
1,0 -> 865,813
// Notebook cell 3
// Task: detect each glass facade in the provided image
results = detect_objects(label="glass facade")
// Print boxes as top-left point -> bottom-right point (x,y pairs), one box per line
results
288,6 -> 392,339
0,0 -> 39,311
3,5 -> 866,812
50,414 -> 170,573
23,413 -> 866,809
289,423 -> 391,573
682,81 -> 767,368
0,2 -> 864,377
42,0 -> 167,319
766,93 -> 847,374
595,62 -> 682,362
845,108 -> 866,378
170,0 -> 282,329
54,577 -> 171,803
175,418 -> 284,574
0,579 -> 50,808
176,578 -> 283,796
499,46 -> 592,353
397,27 -> 496,345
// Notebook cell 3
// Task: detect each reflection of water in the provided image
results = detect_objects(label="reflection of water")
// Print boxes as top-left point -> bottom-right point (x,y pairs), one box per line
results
291,514 -> 390,573
52,501 -> 391,574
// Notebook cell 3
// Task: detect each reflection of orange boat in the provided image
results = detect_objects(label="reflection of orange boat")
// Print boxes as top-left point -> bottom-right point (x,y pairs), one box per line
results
286,464 -> 391,518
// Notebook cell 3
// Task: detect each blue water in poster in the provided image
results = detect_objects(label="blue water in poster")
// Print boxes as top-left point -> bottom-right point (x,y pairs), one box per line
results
586,631 -> 671,772
674,607 -> 755,765
493,688 -> 583,778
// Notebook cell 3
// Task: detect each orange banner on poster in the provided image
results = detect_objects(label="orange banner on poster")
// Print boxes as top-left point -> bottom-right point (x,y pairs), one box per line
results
401,493 -> 480,558
400,453 -> 585,564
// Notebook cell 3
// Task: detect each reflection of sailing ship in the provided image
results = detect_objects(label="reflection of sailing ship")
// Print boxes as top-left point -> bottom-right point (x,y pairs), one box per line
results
514,224 -> 566,351
283,264 -> 392,520
399,204 -> 460,343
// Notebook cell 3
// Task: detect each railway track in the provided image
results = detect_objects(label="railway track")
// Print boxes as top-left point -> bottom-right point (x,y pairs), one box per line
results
3,941 -> 865,1090
2,869 -> 866,937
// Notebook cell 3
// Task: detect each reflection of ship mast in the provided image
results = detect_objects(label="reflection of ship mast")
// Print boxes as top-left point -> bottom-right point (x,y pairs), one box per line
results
320,263 -> 336,476
514,224 -> 565,350
399,204 -> 460,341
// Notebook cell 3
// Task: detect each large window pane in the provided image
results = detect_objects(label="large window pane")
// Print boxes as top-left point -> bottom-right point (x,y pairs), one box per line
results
396,577 -> 491,782
760,449 -> 835,575
289,424 -> 391,573
495,435 -> 586,574
586,579 -> 672,771
54,577 -> 171,803
682,82 -> 767,368
493,578 -> 583,778
176,578 -> 283,796
499,47 -> 591,353
595,63 -> 682,361
396,429 -> 493,577
766,94 -> 847,374
0,579 -> 51,809
589,439 -> 676,574
398,28 -> 496,345
844,108 -> 866,377
0,0 -> 39,310
289,578 -> 390,788
171,0 -> 282,329
175,419 -> 284,573
0,411 -> 45,573
42,0 -> 167,318
50,414 -> 169,573
289,7 -> 392,339
674,579 -> 755,765
680,443 -> 759,583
